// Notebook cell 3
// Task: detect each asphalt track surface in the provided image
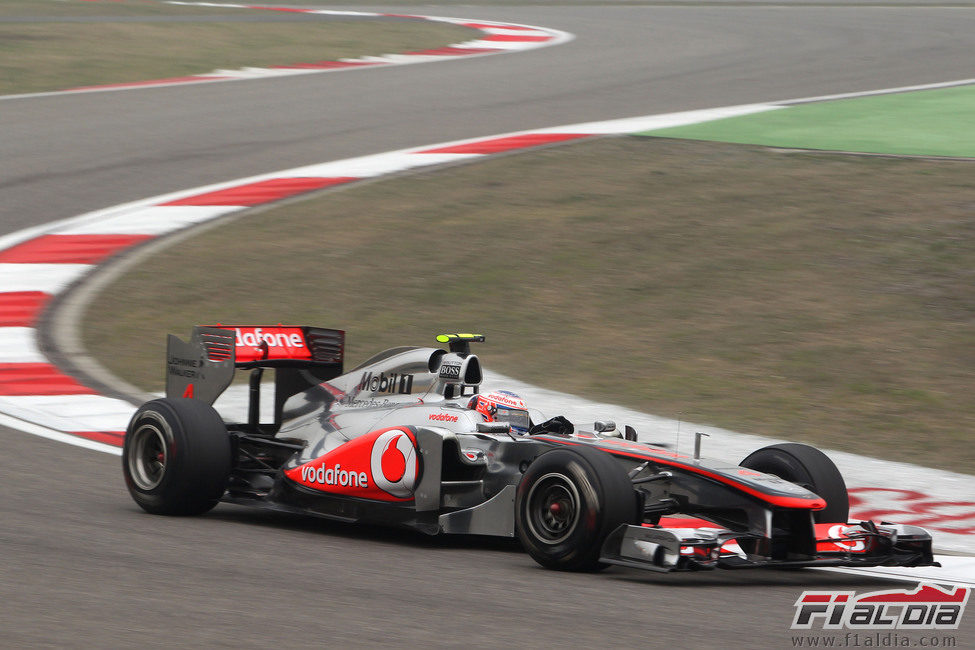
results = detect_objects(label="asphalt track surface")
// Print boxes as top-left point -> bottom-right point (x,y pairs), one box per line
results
4,3 -> 975,647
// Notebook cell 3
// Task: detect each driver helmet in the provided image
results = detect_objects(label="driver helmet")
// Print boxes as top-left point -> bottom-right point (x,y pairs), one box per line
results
468,390 -> 530,435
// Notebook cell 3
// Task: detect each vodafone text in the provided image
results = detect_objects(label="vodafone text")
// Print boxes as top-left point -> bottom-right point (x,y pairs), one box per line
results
235,328 -> 305,349
429,413 -> 459,423
299,463 -> 368,488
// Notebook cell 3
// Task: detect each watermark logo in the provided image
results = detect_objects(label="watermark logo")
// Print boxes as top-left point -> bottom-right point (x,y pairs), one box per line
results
792,584 -> 969,631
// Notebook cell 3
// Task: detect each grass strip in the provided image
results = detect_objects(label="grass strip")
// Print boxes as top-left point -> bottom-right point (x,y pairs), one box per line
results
83,138 -> 975,474
0,1 -> 476,94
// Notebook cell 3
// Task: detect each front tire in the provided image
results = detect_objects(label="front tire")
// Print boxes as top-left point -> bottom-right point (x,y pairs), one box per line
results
516,446 -> 638,571
122,398 -> 231,515
740,443 -> 849,523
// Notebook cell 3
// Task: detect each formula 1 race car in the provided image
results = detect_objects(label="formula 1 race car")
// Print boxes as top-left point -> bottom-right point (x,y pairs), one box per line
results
122,327 -> 937,572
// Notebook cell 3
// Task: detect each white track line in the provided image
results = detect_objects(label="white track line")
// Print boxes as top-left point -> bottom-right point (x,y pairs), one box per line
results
0,413 -> 121,456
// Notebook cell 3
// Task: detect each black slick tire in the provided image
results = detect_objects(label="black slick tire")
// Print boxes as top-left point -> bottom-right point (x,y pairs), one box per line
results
740,442 -> 849,523
122,398 -> 231,516
515,445 -> 638,571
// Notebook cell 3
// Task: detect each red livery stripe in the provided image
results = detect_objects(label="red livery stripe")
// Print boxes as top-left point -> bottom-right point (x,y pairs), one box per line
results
0,364 -> 96,395
0,234 -> 152,264
546,437 -> 827,510
657,516 -> 720,528
0,292 -> 50,327
161,177 -> 357,207
418,133 -> 590,155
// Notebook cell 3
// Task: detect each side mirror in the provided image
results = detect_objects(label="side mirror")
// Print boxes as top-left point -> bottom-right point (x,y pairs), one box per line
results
595,420 -> 626,438
477,422 -> 511,434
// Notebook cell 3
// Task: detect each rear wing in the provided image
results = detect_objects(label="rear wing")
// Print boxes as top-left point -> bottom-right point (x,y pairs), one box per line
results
165,326 -> 345,422
199,325 -> 343,368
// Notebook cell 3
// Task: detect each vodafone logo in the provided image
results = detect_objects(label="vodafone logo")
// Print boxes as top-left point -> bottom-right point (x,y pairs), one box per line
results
429,413 -> 459,423
234,327 -> 305,349
298,463 -> 367,488
490,392 -> 523,407
370,429 -> 419,498
220,326 -> 312,363
825,524 -> 866,551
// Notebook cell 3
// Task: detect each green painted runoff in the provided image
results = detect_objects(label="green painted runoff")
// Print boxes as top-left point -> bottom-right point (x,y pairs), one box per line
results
640,84 -> 975,158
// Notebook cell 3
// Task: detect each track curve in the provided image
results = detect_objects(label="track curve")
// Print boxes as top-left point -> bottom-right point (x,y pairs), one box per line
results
4,3 -> 975,645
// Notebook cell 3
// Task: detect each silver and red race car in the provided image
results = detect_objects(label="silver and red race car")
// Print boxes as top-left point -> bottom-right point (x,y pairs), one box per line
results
123,327 -> 937,572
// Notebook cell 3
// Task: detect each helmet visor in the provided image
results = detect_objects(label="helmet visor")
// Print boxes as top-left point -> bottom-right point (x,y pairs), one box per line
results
493,405 -> 530,433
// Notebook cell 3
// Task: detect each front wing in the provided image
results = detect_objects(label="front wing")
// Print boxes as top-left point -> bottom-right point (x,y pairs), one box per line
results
600,517 -> 938,572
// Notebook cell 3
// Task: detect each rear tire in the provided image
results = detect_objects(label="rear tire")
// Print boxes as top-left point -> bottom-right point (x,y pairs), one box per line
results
740,443 -> 849,523
516,445 -> 638,571
122,398 -> 231,515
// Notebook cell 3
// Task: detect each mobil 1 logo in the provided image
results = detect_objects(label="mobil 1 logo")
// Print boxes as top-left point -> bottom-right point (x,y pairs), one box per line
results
357,371 -> 414,395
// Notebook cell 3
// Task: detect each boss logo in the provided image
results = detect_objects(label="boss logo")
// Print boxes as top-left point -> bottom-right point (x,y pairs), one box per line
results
439,362 -> 462,379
